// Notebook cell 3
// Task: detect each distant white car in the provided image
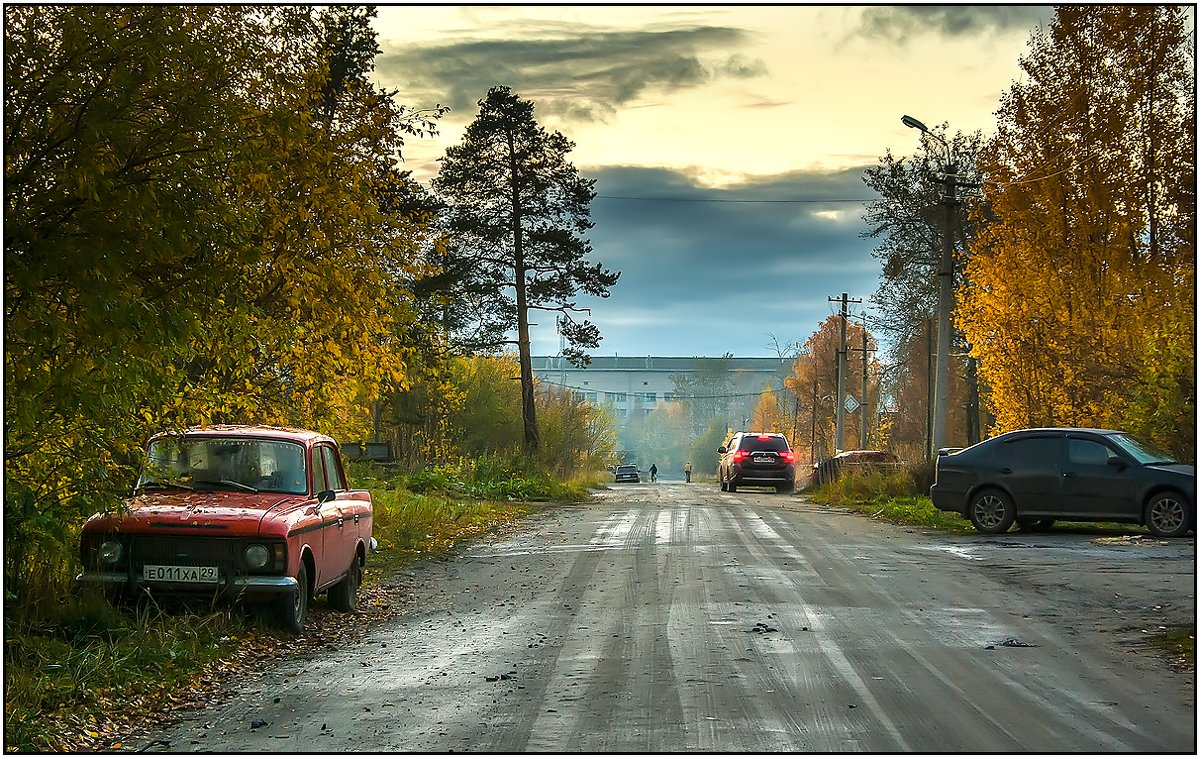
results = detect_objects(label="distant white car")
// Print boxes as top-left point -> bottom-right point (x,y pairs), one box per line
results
614,464 -> 640,483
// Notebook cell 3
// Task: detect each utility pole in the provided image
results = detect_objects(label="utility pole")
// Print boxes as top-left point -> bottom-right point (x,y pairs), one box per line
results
932,161 -> 957,454
829,292 -> 861,453
925,318 -> 934,461
810,376 -> 818,465
859,331 -> 872,450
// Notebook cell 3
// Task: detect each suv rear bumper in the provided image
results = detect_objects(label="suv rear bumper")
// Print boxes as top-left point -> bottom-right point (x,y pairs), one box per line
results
731,466 -> 795,486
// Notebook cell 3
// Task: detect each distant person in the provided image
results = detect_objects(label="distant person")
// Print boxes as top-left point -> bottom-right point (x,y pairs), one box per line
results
684,462 -> 692,483
649,464 -> 658,482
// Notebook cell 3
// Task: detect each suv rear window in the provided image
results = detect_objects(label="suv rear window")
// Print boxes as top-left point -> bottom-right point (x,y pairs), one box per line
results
738,435 -> 790,453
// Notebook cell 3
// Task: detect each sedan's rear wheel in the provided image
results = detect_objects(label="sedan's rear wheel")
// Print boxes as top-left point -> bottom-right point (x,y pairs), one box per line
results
969,489 -> 1015,534
1145,492 -> 1191,538
276,562 -> 309,633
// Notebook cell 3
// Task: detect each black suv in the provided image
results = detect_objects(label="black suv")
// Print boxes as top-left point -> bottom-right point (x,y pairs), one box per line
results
718,432 -> 797,493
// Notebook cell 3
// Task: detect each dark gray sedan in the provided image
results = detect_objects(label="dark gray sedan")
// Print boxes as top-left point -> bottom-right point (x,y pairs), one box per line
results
930,427 -> 1194,537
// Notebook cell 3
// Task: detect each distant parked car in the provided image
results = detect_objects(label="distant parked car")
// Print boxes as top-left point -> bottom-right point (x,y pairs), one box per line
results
614,464 -> 640,483
77,425 -> 375,632
718,432 -> 797,493
929,427 -> 1194,537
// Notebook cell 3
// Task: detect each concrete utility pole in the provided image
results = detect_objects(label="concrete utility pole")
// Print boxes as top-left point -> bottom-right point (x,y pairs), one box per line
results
901,114 -> 957,454
933,162 -> 957,453
829,292 -> 861,453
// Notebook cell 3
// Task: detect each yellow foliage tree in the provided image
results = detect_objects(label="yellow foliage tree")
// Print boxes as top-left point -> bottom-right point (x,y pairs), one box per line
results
960,6 -> 1194,459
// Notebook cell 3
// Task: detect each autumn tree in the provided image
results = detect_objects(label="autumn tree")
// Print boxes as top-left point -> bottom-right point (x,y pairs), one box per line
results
3,6 -> 443,609
433,86 -> 620,453
750,386 -> 790,435
784,316 -> 885,461
959,6 -> 1195,459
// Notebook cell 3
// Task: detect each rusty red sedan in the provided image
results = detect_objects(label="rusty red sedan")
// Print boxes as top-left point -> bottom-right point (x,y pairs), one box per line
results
77,425 -> 375,632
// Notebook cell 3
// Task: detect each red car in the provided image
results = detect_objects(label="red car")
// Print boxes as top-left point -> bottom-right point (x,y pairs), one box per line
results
77,425 -> 374,632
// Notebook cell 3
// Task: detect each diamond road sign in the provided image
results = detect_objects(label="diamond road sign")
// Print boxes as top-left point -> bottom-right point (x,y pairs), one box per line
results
843,395 -> 860,413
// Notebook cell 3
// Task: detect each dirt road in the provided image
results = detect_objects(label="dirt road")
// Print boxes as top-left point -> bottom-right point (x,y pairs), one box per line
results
141,483 -> 1194,752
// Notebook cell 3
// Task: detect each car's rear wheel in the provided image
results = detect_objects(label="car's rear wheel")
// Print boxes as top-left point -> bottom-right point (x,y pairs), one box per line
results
1016,518 -> 1055,532
328,555 -> 361,611
719,472 -> 728,492
275,562 -> 309,633
1145,492 -> 1191,538
776,483 -> 794,494
969,489 -> 1015,534
727,477 -> 737,493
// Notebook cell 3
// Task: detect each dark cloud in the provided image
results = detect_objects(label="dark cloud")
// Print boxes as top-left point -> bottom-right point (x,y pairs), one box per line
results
540,165 -> 884,357
376,24 -> 766,122
856,6 -> 1051,45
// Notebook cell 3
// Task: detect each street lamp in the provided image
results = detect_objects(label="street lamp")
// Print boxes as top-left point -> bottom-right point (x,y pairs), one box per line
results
902,114 -> 957,453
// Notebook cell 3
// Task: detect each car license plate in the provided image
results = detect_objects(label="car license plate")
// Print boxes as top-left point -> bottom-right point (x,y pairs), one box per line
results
143,564 -> 219,583
753,455 -> 773,463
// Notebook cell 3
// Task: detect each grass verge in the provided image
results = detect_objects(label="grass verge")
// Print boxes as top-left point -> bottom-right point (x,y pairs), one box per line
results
4,457 -> 598,753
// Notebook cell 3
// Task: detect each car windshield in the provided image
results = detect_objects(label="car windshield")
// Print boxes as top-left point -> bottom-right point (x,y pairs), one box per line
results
1108,433 -> 1178,465
138,436 -> 308,495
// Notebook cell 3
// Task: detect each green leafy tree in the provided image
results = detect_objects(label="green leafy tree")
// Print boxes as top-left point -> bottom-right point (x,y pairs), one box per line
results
432,86 -> 620,453
672,354 -> 735,435
862,129 -> 987,448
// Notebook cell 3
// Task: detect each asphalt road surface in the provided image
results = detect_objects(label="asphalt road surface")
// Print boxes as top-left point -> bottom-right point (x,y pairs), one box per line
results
143,482 -> 1195,752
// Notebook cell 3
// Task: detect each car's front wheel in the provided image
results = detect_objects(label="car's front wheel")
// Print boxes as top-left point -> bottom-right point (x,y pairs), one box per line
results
328,555 -> 361,611
276,562 -> 309,633
969,489 -> 1015,534
1145,492 -> 1191,538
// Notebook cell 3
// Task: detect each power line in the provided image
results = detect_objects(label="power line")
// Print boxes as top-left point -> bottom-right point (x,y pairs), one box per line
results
595,195 -> 878,203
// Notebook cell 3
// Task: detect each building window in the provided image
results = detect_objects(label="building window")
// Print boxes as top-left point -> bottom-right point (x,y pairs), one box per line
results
644,392 -> 657,402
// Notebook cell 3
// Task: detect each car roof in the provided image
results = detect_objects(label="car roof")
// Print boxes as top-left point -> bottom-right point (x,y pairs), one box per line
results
993,427 -> 1125,438
151,425 -> 336,447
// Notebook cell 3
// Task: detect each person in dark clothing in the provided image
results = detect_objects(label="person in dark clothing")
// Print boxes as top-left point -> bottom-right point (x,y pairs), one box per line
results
649,464 -> 658,482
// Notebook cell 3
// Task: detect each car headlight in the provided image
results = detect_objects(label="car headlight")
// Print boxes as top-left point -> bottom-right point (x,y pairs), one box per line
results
243,543 -> 271,570
98,539 -> 123,565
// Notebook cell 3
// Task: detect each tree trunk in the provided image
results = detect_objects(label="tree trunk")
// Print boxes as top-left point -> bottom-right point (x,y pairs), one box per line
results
508,128 -> 539,453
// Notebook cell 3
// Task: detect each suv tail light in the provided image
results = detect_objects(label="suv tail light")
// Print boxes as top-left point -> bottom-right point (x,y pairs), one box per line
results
733,450 -> 750,462
779,451 -> 796,464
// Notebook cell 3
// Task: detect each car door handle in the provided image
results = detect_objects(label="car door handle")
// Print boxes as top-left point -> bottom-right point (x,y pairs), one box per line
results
1062,471 -> 1076,478
999,467 -> 1013,474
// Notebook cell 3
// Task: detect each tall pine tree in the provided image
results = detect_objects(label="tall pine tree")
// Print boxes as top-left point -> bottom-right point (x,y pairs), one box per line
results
433,86 -> 619,452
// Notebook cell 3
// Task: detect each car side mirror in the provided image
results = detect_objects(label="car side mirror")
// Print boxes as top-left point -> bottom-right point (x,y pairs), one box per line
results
317,489 -> 336,504
717,447 -> 727,454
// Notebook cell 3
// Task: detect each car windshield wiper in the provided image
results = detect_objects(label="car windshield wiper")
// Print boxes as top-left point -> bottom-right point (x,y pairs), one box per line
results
138,481 -> 195,492
215,479 -> 260,493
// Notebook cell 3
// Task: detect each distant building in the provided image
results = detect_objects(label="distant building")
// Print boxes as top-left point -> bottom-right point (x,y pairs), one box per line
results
530,355 -> 791,429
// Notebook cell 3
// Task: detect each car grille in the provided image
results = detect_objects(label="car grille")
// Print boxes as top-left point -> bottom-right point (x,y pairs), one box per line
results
128,535 -> 244,573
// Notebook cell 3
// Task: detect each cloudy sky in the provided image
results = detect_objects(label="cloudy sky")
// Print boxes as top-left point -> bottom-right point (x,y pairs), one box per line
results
370,5 -> 1055,359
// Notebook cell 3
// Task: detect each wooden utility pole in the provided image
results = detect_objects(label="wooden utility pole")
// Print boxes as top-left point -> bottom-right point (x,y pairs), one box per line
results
829,292 -> 861,453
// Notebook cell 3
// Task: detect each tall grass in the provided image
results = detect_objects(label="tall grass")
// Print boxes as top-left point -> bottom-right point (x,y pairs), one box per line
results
809,463 -> 973,534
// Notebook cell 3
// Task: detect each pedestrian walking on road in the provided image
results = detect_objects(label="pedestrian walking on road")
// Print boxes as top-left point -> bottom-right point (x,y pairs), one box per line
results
649,464 -> 658,482
684,462 -> 692,483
